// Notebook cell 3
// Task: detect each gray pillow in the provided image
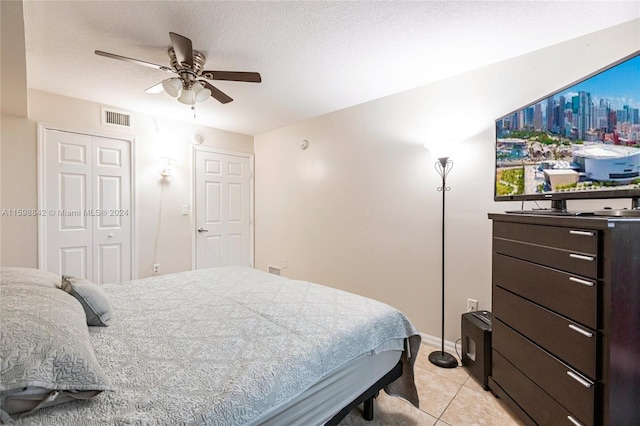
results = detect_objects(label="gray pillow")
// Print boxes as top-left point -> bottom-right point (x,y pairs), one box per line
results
0,285 -> 110,420
61,276 -> 112,326
0,267 -> 60,288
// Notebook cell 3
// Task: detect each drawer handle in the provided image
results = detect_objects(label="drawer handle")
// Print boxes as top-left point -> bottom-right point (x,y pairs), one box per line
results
569,253 -> 594,262
569,324 -> 593,338
567,415 -> 583,426
569,276 -> 594,287
569,230 -> 594,237
566,370 -> 593,388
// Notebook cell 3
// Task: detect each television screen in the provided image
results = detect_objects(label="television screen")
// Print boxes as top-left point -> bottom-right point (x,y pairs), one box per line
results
494,50 -> 640,206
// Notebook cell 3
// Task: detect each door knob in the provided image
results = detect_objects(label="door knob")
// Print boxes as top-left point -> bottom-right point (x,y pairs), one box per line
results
108,233 -> 114,238
197,228 -> 209,233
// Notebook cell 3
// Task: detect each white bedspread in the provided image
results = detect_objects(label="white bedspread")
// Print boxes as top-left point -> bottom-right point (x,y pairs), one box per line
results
13,266 -> 420,425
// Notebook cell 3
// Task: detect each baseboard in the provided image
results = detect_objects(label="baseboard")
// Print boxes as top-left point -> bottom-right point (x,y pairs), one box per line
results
420,332 -> 460,360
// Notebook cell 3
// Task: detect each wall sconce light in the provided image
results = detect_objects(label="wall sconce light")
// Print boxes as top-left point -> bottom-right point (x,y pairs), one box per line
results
157,132 -> 177,177
160,156 -> 176,177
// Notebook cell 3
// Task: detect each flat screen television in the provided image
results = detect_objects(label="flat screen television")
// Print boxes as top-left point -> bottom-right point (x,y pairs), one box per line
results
494,50 -> 640,214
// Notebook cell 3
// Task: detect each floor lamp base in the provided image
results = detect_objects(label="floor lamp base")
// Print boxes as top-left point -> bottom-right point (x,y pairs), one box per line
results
428,350 -> 458,369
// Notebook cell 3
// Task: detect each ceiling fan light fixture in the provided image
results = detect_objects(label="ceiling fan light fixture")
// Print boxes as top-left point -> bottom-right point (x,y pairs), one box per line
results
162,78 -> 182,97
193,81 -> 211,103
96,32 -> 261,108
199,88 -> 212,102
178,88 -> 195,105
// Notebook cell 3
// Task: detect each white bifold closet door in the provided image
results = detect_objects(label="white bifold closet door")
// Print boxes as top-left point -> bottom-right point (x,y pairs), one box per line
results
41,129 -> 131,284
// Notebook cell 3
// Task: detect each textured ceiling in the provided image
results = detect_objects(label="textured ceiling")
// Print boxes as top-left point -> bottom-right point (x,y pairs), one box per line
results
22,1 -> 640,135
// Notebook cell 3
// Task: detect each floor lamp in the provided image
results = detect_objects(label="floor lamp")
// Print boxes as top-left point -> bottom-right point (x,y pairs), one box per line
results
428,155 -> 458,369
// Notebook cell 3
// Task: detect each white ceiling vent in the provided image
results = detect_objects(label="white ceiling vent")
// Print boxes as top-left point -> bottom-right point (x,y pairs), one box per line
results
101,107 -> 133,128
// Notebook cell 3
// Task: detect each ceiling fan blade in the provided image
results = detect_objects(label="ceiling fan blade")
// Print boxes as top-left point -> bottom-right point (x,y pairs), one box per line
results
201,71 -> 262,83
199,81 -> 233,104
95,50 -> 172,72
169,32 -> 193,68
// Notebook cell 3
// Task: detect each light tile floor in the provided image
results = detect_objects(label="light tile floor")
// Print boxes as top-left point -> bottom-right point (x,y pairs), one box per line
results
340,343 -> 525,426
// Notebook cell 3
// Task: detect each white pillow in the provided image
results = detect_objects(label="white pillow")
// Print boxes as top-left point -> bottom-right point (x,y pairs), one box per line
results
0,267 -> 60,288
0,285 -> 110,420
61,276 -> 112,326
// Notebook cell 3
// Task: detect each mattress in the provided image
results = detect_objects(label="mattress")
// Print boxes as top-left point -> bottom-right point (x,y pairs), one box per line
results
255,342 -> 404,425
9,266 -> 420,425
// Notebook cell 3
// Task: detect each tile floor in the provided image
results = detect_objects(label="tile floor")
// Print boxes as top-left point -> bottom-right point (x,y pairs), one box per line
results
340,343 -> 525,426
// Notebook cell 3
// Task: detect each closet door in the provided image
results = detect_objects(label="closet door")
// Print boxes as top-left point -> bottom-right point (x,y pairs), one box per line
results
44,131 -> 93,279
92,136 -> 131,284
41,128 -> 132,284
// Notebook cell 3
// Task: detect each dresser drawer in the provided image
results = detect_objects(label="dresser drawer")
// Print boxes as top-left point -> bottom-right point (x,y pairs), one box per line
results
493,286 -> 597,379
492,253 -> 599,329
493,221 -> 597,254
493,238 -> 598,279
492,351 -> 587,426
493,320 -> 594,425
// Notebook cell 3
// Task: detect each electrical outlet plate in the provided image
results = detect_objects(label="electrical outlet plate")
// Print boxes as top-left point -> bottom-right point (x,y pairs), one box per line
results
153,263 -> 160,275
467,298 -> 478,312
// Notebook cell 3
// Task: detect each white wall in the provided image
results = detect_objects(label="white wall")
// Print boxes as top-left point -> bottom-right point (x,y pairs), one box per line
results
0,0 -> 29,266
254,19 -> 640,341
1,89 -> 253,277
0,115 -> 37,266
0,0 -> 28,118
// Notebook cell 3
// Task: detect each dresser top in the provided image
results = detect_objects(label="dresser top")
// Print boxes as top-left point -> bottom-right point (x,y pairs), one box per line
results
488,212 -> 640,230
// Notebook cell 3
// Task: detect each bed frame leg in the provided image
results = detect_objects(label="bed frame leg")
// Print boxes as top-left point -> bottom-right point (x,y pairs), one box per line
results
363,396 -> 374,421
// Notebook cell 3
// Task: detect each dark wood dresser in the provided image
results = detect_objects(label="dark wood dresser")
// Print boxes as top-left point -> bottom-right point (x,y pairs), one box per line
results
488,213 -> 640,426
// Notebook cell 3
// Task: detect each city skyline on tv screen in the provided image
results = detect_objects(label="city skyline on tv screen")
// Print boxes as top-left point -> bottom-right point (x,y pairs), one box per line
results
495,52 -> 640,200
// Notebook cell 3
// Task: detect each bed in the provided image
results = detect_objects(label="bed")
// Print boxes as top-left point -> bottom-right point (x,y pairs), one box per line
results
0,266 -> 421,425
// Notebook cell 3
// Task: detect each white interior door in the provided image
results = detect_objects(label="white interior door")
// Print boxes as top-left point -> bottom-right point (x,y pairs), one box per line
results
195,149 -> 252,269
41,128 -> 132,284
92,136 -> 131,284
44,131 -> 93,279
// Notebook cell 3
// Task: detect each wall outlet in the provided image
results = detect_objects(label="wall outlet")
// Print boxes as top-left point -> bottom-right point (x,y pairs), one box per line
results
153,263 -> 160,275
467,298 -> 478,312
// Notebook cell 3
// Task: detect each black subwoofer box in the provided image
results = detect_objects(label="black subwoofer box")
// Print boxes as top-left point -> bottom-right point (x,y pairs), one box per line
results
461,310 -> 492,390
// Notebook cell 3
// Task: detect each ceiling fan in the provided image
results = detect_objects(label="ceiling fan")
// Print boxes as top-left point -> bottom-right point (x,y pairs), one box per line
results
95,32 -> 261,106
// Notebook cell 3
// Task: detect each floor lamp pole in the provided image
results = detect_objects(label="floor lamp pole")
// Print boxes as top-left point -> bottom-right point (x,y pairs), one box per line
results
428,156 -> 458,369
